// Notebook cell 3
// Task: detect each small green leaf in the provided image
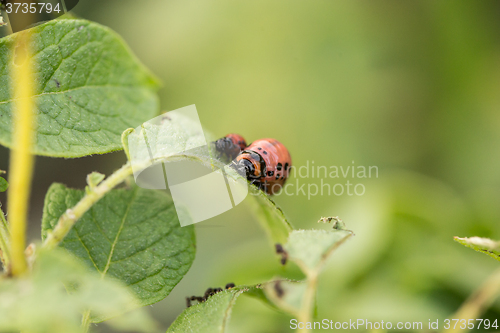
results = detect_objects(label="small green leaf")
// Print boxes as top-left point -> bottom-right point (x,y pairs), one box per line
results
121,127 -> 135,161
166,286 -> 255,333
454,236 -> 500,262
0,19 -> 160,157
247,188 -> 292,244
86,171 -> 105,189
0,248 -> 157,333
41,183 -> 196,313
0,177 -> 7,192
284,229 -> 353,274
166,281 -> 303,333
263,280 -> 306,316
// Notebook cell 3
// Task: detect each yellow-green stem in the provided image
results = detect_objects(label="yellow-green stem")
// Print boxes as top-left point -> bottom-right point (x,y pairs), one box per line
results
298,272 -> 317,333
42,162 -> 134,250
0,207 -> 10,270
8,31 -> 35,276
81,309 -> 92,333
442,268 -> 500,333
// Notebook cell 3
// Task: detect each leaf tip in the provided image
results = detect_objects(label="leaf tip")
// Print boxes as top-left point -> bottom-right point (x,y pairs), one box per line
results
121,128 -> 135,161
86,172 -> 105,190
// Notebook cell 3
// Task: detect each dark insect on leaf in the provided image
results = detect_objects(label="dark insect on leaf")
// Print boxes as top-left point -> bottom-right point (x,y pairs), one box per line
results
275,243 -> 288,265
185,285 -> 230,307
274,281 -> 285,298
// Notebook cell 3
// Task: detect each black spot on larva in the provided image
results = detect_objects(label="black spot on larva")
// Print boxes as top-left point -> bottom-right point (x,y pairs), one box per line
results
263,151 -> 268,155
284,163 -> 289,170
267,171 -> 274,177
257,147 -> 262,150
276,174 -> 280,180
225,283 -> 235,289
277,163 -> 282,171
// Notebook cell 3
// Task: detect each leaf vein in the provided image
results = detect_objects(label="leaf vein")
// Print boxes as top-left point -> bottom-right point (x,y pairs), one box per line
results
101,188 -> 138,277
73,224 -> 102,273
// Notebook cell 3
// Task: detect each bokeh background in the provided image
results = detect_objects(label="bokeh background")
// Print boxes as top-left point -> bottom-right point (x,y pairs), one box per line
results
1,1 -> 500,332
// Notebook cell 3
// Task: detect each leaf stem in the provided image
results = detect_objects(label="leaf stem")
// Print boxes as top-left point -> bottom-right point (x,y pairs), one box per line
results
442,268 -> 500,333
81,309 -> 92,333
298,272 -> 318,333
8,31 -> 36,276
42,162 -> 134,250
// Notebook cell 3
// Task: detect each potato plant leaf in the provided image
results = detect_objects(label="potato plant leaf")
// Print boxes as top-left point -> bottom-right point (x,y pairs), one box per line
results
263,280 -> 306,317
41,183 -> 196,316
246,188 -> 292,244
454,236 -> 500,262
0,248 -> 157,333
166,281 -> 306,333
166,285 -> 258,333
284,228 -> 354,275
261,228 -> 354,319
0,19 -> 160,157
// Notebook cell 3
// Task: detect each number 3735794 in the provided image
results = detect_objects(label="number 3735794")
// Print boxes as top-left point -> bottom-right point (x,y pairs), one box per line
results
5,2 -> 61,14
443,319 -> 498,330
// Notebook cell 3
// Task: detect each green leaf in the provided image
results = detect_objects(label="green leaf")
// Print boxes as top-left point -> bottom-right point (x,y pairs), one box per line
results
166,281 -> 303,333
0,177 -> 7,192
262,280 -> 306,316
166,228 -> 353,332
0,19 -> 160,157
41,183 -> 196,314
284,229 -> 354,274
246,188 -> 292,244
454,236 -> 500,262
166,286 -> 256,333
0,248 -> 157,333
86,171 -> 105,190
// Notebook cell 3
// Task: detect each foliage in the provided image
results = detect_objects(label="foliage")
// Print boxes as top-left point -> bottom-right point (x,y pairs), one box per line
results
0,17 -> 345,333
0,248 -> 156,333
455,237 -> 500,262
166,286 -> 251,333
166,224 -> 353,332
0,19 -> 159,157
0,5 -> 499,333
41,183 -> 196,311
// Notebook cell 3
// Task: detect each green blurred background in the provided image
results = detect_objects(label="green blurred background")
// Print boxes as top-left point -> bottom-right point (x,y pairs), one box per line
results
2,0 -> 500,332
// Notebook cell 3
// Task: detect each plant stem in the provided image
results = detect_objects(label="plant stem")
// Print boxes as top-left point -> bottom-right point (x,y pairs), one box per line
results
8,31 -> 35,276
298,271 -> 318,333
42,162 -> 134,250
0,206 -> 10,270
295,232 -> 353,333
81,310 -> 92,333
443,268 -> 500,333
